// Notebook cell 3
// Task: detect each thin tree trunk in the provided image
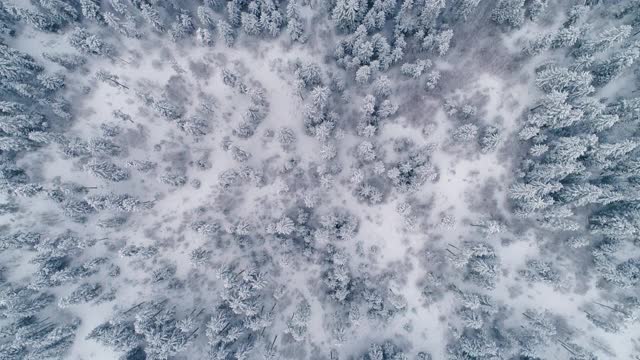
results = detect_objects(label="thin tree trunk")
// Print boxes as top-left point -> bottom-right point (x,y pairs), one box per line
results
529,104 -> 543,112
593,301 -> 627,315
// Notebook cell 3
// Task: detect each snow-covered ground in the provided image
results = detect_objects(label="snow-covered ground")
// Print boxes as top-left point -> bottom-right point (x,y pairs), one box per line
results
2,1 -> 640,359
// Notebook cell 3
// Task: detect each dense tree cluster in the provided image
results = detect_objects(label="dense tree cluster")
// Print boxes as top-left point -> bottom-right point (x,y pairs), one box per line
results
511,4 -> 640,297
88,300 -> 201,359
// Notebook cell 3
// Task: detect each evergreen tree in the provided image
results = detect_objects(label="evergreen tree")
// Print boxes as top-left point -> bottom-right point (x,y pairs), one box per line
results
85,160 -> 130,182
0,231 -> 41,250
68,27 -> 113,57
0,285 -> 54,318
58,283 -> 103,308
80,0 -> 103,22
492,0 -> 525,28
285,299 -> 311,341
87,318 -> 142,352
43,52 -> 87,70
133,306 -> 199,359
218,20 -> 235,47
362,0 -> 396,32
520,260 -> 563,287
332,0 -> 362,32
592,42 -> 640,86
553,26 -> 580,48
197,6 -> 217,29
454,0 -> 481,20
479,126 -> 501,153
119,245 -> 159,259
286,0 -> 306,42
452,123 -> 479,142
140,3 -> 165,32
0,2 -> 16,36
87,192 -> 153,212
424,70 -> 440,90
321,246 -> 353,302
400,59 -> 431,79
526,0 -> 548,21
22,11 -> 58,33
196,27 -> 215,46
169,13 -> 195,41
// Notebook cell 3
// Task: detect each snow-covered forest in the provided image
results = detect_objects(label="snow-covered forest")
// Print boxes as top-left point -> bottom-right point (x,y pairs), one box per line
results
1,0 -> 639,359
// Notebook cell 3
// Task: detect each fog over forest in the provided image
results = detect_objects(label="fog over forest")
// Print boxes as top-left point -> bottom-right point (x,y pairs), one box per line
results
0,0 -> 639,359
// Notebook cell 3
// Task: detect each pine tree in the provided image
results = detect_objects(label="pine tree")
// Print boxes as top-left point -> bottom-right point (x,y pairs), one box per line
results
140,3 -> 165,32
452,123 -> 478,142
104,12 -> 142,39
418,0 -> 445,30
422,29 -> 453,56
0,285 -> 55,318
20,8 -> 64,33
362,0 -> 396,32
197,6 -> 217,29
85,160 -> 130,182
218,20 -> 235,47
241,12 -> 261,35
43,52 -> 87,70
190,247 -> 210,266
126,160 -> 157,173
400,59 -> 431,79
491,0 -> 525,28
96,69 -> 129,89
134,306 -> 198,359
322,247 -> 352,302
20,320 -> 79,359
58,283 -> 103,308
159,172 -> 187,187
448,329 -> 500,359
424,70 -> 440,90
33,74 -> 60,96
286,0 -> 306,42
0,231 -> 41,250
527,91 -> 583,129
178,116 -> 208,136
196,27 -> 215,46
591,25 -> 632,54
68,27 -> 113,57
37,0 -> 79,24
88,136 -> 122,156
535,66 -> 594,98
258,0 -> 284,37
592,42 -> 640,86
87,192 -> 153,212
479,126 -> 501,153
169,13 -> 195,41
87,319 -> 141,352
526,0 -> 548,21
119,245 -> 158,259
520,260 -> 563,287
285,299 -> 310,341
0,44 -> 43,83
110,0 -> 128,14
0,2 -> 16,36
454,0 -> 481,20
59,196 -> 94,221
523,33 -> 552,56
553,26 -> 580,48
80,0 -> 103,22
332,0 -> 362,32
151,99 -> 184,120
